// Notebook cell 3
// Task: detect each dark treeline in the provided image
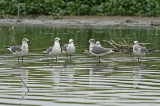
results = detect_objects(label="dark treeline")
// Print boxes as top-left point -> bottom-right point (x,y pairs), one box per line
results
0,0 -> 159,17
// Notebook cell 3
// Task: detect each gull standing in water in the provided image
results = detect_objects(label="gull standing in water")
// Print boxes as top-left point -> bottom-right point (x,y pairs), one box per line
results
44,37 -> 61,62
89,39 -> 116,62
6,38 -> 30,63
62,39 -> 76,61
133,41 -> 151,62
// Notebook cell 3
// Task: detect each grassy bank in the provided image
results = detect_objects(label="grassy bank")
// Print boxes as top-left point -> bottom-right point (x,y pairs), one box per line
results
0,0 -> 160,17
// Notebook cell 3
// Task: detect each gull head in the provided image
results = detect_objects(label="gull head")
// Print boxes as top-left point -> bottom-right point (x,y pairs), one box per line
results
134,41 -> 139,44
89,39 -> 95,44
54,37 -> 60,42
22,38 -> 30,44
69,39 -> 74,44
96,41 -> 101,46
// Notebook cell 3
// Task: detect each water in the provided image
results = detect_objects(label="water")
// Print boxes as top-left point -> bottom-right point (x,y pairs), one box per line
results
0,25 -> 160,106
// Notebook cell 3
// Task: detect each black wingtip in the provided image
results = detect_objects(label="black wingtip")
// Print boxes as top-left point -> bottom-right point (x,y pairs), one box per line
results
42,49 -> 46,50
3,46 -> 10,48
148,50 -> 152,53
112,49 -> 118,52
42,49 -> 47,51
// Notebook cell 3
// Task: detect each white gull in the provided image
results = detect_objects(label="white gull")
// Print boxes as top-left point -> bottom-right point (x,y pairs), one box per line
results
89,39 -> 115,62
6,38 -> 30,62
133,41 -> 151,62
62,39 -> 76,61
44,37 -> 61,62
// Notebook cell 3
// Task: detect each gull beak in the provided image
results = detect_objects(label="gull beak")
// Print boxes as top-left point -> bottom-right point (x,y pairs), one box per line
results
27,40 -> 31,43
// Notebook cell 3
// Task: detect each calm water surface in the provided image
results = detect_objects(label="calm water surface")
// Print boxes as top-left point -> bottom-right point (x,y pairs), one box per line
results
0,25 -> 160,106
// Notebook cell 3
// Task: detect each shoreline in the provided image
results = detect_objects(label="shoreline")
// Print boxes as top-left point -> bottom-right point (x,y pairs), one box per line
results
0,16 -> 160,27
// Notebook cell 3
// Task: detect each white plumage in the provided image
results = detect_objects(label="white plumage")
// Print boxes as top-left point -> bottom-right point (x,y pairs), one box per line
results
62,39 -> 76,60
133,41 -> 151,62
89,39 -> 115,62
96,41 -> 102,47
6,38 -> 30,62
44,37 -> 61,62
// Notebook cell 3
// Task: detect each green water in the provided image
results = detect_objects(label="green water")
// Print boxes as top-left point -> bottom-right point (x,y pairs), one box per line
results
0,25 -> 160,106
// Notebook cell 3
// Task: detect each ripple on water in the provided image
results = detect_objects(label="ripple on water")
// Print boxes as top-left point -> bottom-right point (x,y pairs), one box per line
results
0,26 -> 160,106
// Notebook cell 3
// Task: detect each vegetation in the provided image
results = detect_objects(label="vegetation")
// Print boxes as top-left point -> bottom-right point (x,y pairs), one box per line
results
0,0 -> 160,17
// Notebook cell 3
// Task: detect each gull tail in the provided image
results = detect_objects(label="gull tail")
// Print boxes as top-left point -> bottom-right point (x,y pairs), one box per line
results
112,49 -> 118,52
4,46 -> 11,51
4,46 -> 10,48
43,50 -> 47,53
42,49 -> 47,53
148,50 -> 152,54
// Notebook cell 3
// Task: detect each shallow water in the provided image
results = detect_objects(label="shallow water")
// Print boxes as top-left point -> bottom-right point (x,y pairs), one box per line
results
0,25 -> 160,106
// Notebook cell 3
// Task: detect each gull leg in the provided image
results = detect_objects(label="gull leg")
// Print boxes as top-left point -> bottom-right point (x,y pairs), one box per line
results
96,57 -> 99,62
139,57 -> 141,62
138,57 -> 140,62
56,57 -> 57,62
98,57 -> 101,63
70,55 -> 71,61
52,57 -> 53,62
18,57 -> 19,62
22,57 -> 24,63
140,56 -> 142,62
95,57 -> 97,62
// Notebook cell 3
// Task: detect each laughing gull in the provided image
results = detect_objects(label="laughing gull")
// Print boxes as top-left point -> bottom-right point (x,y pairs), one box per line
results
96,41 -> 102,47
62,39 -> 76,61
89,39 -> 115,62
6,38 -> 30,62
44,37 -> 61,62
133,41 -> 151,62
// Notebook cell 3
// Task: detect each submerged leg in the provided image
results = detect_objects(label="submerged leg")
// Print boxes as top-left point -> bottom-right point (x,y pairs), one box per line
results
56,57 -> 57,62
95,57 -> 97,62
66,56 -> 69,62
98,57 -> 101,63
70,55 -> 71,61
22,57 -> 24,63
52,57 -> 53,62
140,56 -> 142,62
18,57 -> 20,63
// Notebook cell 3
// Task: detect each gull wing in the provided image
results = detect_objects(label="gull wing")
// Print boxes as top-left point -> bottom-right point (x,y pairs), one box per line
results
45,46 -> 53,54
92,46 -> 112,54
10,45 -> 22,53
139,46 -> 150,54
62,44 -> 68,51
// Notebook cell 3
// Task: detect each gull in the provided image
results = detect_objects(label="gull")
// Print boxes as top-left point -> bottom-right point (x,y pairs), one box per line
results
89,39 -> 116,62
6,38 -> 30,62
133,41 -> 151,62
62,39 -> 76,61
96,41 -> 102,47
44,37 -> 61,62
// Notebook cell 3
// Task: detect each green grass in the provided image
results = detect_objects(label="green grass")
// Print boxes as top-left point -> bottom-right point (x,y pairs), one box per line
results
0,0 -> 160,17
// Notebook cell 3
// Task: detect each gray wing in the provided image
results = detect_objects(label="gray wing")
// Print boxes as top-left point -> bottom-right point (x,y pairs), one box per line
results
62,44 -> 68,51
92,46 -> 112,54
11,45 -> 22,53
139,46 -> 150,54
45,46 -> 53,53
